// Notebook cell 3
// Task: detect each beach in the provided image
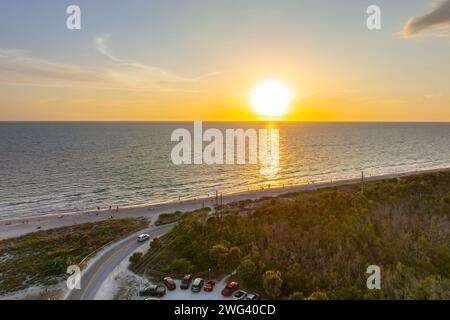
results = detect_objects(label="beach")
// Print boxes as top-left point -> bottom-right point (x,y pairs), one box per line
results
1,167 -> 448,241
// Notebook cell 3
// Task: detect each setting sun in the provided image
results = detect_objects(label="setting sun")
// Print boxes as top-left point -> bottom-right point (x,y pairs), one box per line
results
249,80 -> 294,118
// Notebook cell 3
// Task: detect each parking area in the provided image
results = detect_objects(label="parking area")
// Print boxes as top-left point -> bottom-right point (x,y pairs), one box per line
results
159,278 -> 232,300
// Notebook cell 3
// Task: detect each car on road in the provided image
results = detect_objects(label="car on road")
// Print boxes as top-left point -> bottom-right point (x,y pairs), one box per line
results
221,281 -> 240,297
139,284 -> 166,297
163,277 -> 176,290
232,290 -> 247,300
203,280 -> 215,292
137,234 -> 150,242
180,274 -> 192,289
191,278 -> 204,292
243,292 -> 260,300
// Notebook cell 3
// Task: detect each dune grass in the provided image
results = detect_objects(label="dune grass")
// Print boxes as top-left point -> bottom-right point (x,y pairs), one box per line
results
0,217 -> 148,295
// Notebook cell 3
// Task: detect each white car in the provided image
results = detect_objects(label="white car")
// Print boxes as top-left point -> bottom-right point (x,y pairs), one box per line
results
137,234 -> 150,242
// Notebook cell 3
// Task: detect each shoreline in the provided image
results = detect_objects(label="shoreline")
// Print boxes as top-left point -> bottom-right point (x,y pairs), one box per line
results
1,166 -> 449,240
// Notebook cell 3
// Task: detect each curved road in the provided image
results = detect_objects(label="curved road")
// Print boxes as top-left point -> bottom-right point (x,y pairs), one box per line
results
66,224 -> 173,300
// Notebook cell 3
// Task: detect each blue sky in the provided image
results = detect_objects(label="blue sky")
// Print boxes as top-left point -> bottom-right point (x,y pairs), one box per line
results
0,0 -> 449,121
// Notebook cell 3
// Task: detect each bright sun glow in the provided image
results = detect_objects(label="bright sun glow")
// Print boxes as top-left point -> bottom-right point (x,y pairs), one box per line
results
249,80 -> 294,117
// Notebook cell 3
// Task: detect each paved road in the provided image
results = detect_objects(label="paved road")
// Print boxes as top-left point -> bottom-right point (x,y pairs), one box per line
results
66,224 -> 173,300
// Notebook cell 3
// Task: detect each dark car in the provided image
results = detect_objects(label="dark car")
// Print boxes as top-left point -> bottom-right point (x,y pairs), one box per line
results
221,281 -> 240,297
180,274 -> 192,289
203,280 -> 215,292
191,278 -> 204,292
163,277 -> 176,290
139,284 -> 166,297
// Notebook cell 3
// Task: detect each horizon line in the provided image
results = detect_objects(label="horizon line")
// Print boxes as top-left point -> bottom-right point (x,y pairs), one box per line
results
1,120 -> 450,123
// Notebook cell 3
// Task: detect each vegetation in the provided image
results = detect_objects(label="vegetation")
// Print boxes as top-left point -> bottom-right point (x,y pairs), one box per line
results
162,258 -> 195,275
129,252 -> 144,269
0,217 -> 148,295
135,171 -> 450,299
155,207 -> 211,226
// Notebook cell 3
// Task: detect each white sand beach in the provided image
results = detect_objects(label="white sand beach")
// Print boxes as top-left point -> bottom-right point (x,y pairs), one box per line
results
0,167 -> 448,241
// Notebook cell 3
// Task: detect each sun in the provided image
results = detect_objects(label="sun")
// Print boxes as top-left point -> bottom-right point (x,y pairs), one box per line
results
249,80 -> 294,118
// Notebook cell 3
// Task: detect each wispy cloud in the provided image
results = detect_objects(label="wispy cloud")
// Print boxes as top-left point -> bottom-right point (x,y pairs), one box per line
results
0,37 -> 218,92
402,0 -> 450,37
94,36 -> 218,90
0,49 -> 108,88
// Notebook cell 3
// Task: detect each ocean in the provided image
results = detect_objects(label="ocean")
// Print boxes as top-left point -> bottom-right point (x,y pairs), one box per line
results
0,122 -> 449,218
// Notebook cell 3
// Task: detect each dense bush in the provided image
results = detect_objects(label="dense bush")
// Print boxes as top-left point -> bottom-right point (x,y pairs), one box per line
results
129,252 -> 143,268
162,258 -> 195,274
138,172 -> 450,299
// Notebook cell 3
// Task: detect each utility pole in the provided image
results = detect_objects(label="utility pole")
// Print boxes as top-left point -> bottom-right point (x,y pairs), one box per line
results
361,171 -> 364,194
215,190 -> 218,207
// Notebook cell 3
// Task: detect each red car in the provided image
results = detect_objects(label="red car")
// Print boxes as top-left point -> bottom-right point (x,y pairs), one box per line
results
221,281 -> 240,297
180,274 -> 192,289
203,280 -> 215,292
163,277 -> 176,290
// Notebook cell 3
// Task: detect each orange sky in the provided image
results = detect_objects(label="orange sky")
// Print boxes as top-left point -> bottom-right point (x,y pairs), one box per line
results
0,1 -> 449,121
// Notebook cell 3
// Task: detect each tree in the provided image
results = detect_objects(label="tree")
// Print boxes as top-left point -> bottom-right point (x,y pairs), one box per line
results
129,252 -> 143,268
306,291 -> 329,300
238,258 -> 259,287
289,291 -> 305,300
217,253 -> 229,273
162,258 -> 195,274
210,243 -> 229,263
285,263 -> 303,292
228,247 -> 241,269
263,270 -> 283,299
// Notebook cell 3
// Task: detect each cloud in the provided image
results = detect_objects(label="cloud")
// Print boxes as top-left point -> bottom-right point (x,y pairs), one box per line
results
94,36 -> 218,90
0,49 -> 108,88
0,37 -> 218,92
403,0 -> 450,37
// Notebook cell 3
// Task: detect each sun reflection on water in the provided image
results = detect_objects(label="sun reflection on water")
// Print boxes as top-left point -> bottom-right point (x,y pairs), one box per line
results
259,123 -> 280,179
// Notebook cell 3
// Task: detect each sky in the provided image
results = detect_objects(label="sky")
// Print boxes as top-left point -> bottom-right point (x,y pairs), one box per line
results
0,0 -> 449,121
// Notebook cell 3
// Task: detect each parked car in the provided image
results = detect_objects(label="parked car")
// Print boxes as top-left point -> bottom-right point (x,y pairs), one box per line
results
191,278 -> 204,292
163,277 -> 176,290
243,292 -> 260,300
221,281 -> 240,297
137,234 -> 150,242
233,290 -> 247,300
180,274 -> 192,289
139,284 -> 166,297
203,280 -> 215,292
